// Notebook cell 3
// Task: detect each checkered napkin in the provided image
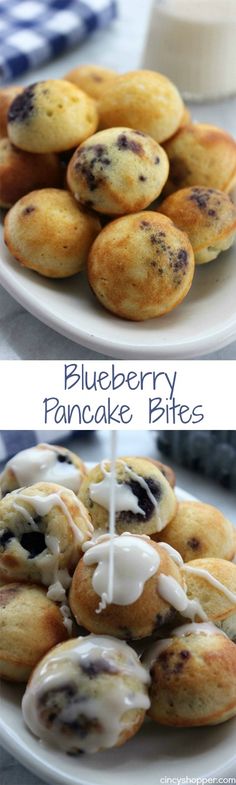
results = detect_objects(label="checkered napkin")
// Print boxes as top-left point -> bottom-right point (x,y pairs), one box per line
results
0,0 -> 118,84
0,430 -> 75,463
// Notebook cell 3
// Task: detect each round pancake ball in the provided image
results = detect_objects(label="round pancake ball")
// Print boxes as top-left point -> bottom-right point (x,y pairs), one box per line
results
0,443 -> 87,498
144,625 -> 236,726
7,80 -> 98,153
64,64 -> 118,101
182,558 -> 236,641
0,86 -> 23,137
0,137 -> 62,208
67,127 -> 169,215
0,582 -> 69,682
157,501 -> 235,562
159,187 -> 236,264
164,123 -> 236,195
88,211 -> 195,320
4,189 -> 101,278
98,70 -> 184,144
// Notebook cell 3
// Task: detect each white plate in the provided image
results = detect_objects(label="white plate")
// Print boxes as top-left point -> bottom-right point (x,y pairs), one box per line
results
0,221 -> 236,359
0,486 -> 236,785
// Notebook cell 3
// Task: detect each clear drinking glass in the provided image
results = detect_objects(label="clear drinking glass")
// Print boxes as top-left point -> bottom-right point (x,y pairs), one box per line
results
142,0 -> 236,101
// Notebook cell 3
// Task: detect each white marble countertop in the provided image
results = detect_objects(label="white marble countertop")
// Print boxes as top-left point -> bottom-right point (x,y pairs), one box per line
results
1,429 -> 236,784
0,0 -> 235,359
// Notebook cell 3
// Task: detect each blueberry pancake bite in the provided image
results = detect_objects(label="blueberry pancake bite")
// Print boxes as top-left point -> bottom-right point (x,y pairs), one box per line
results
144,623 -> 236,726
0,85 -> 23,137
164,123 -> 236,195
78,456 -> 177,535
22,635 -> 150,753
0,138 -> 62,208
7,79 -> 98,153
155,501 -> 235,562
4,189 -> 101,278
64,64 -> 118,101
98,70 -> 184,144
159,187 -> 236,264
69,536 -> 184,639
88,211 -> 195,320
67,127 -> 169,215
182,558 -> 236,641
143,458 -> 176,489
0,582 -> 69,682
0,443 -> 87,498
0,482 -> 93,588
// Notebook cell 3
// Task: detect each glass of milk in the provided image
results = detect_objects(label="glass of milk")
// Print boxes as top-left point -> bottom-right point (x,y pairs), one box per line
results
142,0 -> 236,101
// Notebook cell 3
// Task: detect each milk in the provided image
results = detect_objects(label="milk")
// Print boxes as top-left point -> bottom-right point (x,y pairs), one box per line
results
142,0 -> 236,100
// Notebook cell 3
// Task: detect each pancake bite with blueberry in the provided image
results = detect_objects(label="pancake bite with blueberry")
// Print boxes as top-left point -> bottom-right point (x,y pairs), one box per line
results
0,138 -> 62,209
0,582 -> 70,682
0,482 -> 93,588
144,623 -> 236,726
88,212 -> 195,320
78,457 -> 177,536
7,79 -> 98,153
64,64 -> 118,101
159,187 -> 236,264
164,123 -> 236,195
22,635 -> 150,753
0,443 -> 87,498
182,558 -> 236,641
98,70 -> 184,144
0,85 -> 23,137
69,536 -> 184,639
156,501 -> 235,562
67,128 -> 169,215
4,189 -> 101,278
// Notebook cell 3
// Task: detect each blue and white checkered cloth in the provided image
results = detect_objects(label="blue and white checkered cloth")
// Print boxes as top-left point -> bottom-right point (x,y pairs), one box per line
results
0,0 -> 118,84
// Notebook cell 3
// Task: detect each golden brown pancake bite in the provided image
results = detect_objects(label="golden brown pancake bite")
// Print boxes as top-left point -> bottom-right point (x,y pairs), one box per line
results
0,443 -> 87,498
159,186 -> 236,264
0,138 -> 62,209
64,64 -> 118,101
164,123 -> 236,194
22,635 -> 150,753
182,558 -> 236,641
88,212 -> 195,320
156,501 -> 235,562
0,85 -> 23,137
7,79 -> 98,153
98,70 -> 184,144
67,127 -> 169,215
78,456 -> 177,536
0,582 -> 69,682
144,622 -> 236,726
4,189 -> 101,278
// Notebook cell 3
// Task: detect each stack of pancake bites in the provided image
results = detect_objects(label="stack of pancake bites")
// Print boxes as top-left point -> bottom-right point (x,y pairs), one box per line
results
0,442 -> 236,754
1,65 -> 236,321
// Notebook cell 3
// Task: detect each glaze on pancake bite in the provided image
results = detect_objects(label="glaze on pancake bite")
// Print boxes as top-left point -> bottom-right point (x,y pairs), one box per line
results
0,582 -> 69,682
4,189 -> 101,278
98,70 -> 184,144
69,536 -> 185,639
163,123 -> 236,195
67,128 -> 169,215
155,501 -> 235,562
7,79 -> 98,153
0,443 -> 87,498
182,558 -> 236,641
78,457 -> 177,536
88,212 -> 195,320
159,187 -> 236,264
144,623 -> 236,726
0,482 -> 93,589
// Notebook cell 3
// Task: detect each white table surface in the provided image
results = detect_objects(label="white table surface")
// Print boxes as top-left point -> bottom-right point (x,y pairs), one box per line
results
0,0 -> 235,360
1,429 -> 236,785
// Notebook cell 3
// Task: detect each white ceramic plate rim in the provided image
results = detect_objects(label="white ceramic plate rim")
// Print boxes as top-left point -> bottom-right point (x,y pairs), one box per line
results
1,222 -> 236,359
0,485 -> 236,785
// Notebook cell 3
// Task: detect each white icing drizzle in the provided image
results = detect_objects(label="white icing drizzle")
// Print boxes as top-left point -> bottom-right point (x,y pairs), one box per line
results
22,635 -> 150,753
143,622 -> 227,671
183,565 -> 236,606
158,542 -> 184,566
6,445 -> 82,493
157,573 -> 207,621
59,604 -> 73,635
89,459 -> 162,529
83,533 -> 160,610
107,431 -> 117,607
